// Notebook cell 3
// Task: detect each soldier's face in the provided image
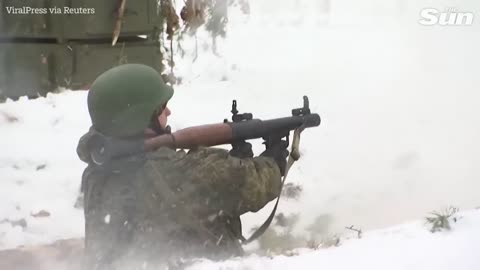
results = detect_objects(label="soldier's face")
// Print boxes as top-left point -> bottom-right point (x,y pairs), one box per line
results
158,105 -> 171,129
145,105 -> 171,136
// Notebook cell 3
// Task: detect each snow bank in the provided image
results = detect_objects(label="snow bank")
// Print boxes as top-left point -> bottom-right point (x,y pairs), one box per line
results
0,93 -> 87,248
188,209 -> 480,270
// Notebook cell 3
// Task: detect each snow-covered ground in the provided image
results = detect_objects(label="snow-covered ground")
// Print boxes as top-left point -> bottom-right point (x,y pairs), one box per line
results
1,0 -> 480,268
189,209 -> 480,270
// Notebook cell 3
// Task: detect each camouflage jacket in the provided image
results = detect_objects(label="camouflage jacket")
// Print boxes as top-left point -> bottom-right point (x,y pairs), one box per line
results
77,129 -> 282,269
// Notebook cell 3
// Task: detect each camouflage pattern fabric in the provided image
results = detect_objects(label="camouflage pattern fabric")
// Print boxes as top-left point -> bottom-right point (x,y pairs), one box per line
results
77,129 -> 282,269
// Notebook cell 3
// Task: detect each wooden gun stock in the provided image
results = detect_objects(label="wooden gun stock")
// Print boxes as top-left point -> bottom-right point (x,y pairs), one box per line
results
145,123 -> 233,151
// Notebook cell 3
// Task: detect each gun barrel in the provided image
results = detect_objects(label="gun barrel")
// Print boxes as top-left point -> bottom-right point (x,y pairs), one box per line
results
230,113 -> 321,141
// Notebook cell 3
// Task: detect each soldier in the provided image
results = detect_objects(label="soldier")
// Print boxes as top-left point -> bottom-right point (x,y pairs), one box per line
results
77,64 -> 288,269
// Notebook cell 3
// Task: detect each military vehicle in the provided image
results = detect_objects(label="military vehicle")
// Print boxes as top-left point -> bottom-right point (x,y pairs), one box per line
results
0,0 -> 164,100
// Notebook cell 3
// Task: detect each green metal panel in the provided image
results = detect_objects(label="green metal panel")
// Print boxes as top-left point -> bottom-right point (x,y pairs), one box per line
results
1,0 -> 161,39
0,40 -> 163,98
69,40 -> 163,89
0,43 -> 55,98
0,0 -> 51,38
0,0 -> 164,99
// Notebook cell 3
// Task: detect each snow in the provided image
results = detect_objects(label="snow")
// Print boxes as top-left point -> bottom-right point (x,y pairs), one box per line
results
0,93 -> 87,248
188,209 -> 480,270
1,0 -> 480,268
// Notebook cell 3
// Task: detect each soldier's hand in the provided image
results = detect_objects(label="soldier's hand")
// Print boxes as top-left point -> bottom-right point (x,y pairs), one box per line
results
260,140 -> 289,176
229,141 -> 254,158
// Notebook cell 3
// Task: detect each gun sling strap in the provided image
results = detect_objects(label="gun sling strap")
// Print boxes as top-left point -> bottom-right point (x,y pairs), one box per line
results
239,127 -> 303,244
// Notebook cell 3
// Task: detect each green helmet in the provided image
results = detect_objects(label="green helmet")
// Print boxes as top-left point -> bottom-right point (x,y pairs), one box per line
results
88,64 -> 173,137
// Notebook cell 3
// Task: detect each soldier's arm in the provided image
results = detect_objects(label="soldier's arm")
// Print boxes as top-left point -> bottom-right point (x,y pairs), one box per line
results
179,147 -> 282,214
